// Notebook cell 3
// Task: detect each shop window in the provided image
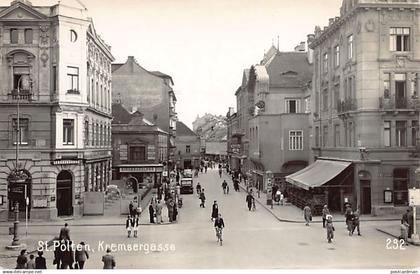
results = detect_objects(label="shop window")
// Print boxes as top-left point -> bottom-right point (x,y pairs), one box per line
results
393,169 -> 409,206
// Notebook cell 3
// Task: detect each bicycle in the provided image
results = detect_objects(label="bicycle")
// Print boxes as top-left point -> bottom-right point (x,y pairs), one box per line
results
215,227 -> 223,246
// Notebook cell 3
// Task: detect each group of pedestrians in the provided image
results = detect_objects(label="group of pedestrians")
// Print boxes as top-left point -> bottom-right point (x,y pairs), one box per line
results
16,250 -> 46,269
344,205 -> 361,236
148,194 -> 178,224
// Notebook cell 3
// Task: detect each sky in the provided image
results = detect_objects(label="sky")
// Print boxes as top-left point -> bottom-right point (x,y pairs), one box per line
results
2,0 -> 342,127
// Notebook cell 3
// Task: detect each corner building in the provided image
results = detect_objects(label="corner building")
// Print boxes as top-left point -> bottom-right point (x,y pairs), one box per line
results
0,0 -> 114,220
287,0 -> 420,215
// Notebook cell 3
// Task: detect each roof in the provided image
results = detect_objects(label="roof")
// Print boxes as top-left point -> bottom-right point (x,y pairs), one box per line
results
176,121 -> 197,137
266,52 -> 312,88
111,63 -> 124,72
150,71 -> 174,85
112,103 -> 131,124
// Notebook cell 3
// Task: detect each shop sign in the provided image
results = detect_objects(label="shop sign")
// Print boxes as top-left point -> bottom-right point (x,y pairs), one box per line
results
409,188 -> 420,206
120,166 -> 163,173
33,198 -> 48,208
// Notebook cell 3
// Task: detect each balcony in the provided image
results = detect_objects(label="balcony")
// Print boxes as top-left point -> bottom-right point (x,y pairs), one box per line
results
379,97 -> 420,111
337,98 -> 357,114
8,89 -> 33,101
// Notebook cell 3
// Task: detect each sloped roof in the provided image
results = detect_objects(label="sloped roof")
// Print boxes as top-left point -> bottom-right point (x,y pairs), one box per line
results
177,121 -> 197,137
150,71 -> 174,85
111,63 -> 124,72
112,103 -> 131,124
266,52 -> 312,88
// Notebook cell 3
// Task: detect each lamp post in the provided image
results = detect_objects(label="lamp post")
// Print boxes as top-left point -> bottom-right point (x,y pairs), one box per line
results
6,76 -> 32,250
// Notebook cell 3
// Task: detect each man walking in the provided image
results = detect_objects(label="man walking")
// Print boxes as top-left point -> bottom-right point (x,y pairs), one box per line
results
246,192 -> 253,211
322,205 -> 330,228
75,242 -> 89,269
211,201 -> 219,221
59,223 -> 71,241
199,189 -> 206,208
303,204 -> 312,226
222,180 -> 228,194
352,209 -> 361,236
102,248 -> 116,269
156,200 -> 163,224
346,210 -> 355,236
326,215 -> 335,243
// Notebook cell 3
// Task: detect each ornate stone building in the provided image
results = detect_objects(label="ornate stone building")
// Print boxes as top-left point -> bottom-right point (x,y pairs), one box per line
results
0,0 -> 114,220
287,0 -> 420,215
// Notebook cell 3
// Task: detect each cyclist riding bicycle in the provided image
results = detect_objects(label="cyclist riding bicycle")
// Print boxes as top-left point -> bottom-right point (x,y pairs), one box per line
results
214,214 -> 225,245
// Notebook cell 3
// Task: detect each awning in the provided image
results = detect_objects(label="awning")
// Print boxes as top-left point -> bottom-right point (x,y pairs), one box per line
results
285,160 -> 351,190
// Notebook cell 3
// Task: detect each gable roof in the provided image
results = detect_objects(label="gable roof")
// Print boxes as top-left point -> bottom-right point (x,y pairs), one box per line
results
112,103 -> 131,124
176,121 -> 197,137
150,71 -> 174,85
0,1 -> 48,20
266,52 -> 312,88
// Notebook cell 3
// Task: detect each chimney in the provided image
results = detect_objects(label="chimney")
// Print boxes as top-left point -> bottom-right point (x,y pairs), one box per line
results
329,18 -> 334,26
294,41 -> 306,52
127,56 -> 135,73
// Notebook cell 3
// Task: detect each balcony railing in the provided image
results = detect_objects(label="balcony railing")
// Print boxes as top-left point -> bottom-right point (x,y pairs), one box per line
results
379,96 -> 420,110
8,89 -> 33,101
337,98 -> 357,114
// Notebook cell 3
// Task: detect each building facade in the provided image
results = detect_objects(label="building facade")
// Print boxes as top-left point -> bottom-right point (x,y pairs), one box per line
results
112,56 -> 177,168
287,0 -> 420,215
111,103 -> 168,192
0,0 -> 114,220
175,121 -> 201,170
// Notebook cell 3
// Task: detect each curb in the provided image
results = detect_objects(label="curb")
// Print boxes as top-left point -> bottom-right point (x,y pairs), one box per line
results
376,228 -> 420,247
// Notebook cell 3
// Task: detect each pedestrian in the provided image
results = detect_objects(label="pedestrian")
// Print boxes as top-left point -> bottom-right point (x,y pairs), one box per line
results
322,205 -> 330,228
275,190 -> 281,205
199,189 -> 206,208
303,204 -> 312,226
234,179 -> 239,192
59,223 -> 70,241
35,251 -> 47,269
196,182 -> 202,195
156,200 -> 163,224
407,208 -> 414,239
352,209 -> 361,236
126,215 -> 133,238
149,203 -> 155,224
167,198 -> 174,222
222,180 -> 228,194
326,215 -> 335,243
135,205 -> 142,217
346,210 -> 355,236
172,200 -> 178,221
246,192 -> 253,211
176,172 -> 180,183
75,242 -> 89,269
26,254 -> 35,269
400,220 -> 409,246
16,249 -> 27,269
129,201 -> 134,217
102,248 -> 116,269
60,240 -> 74,269
219,168 -> 222,178
211,201 -> 219,221
252,194 -> 256,211
132,215 -> 139,238
53,238 -> 62,269
280,192 -> 284,206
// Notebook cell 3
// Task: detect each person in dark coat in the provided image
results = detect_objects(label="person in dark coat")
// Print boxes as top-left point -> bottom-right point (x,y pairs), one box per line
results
222,180 -> 228,194
407,208 -> 414,239
60,240 -> 74,269
102,248 -> 116,269
246,193 -> 253,211
346,210 -> 355,236
59,223 -> 70,241
53,239 -> 62,269
35,251 -> 47,269
199,189 -> 206,208
352,209 -> 361,236
172,201 -> 178,221
128,202 -> 134,217
16,249 -> 27,269
211,201 -> 219,221
75,242 -> 89,269
149,203 -> 155,224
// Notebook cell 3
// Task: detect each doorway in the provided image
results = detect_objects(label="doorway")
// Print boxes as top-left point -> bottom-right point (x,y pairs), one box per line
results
57,171 -> 73,216
361,180 -> 371,214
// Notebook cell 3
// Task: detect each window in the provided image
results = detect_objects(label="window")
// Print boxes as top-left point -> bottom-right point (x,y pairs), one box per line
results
390,27 -> 410,52
334,45 -> 340,67
334,124 -> 340,147
315,126 -> 320,147
24,29 -> 33,44
323,53 -> 329,74
322,126 -> 328,147
411,121 -> 418,147
10,29 -> 18,44
186,145 -> 191,154
348,122 -> 355,147
67,67 -> 79,93
393,169 -> 409,206
285,99 -> 300,113
347,35 -> 354,60
395,74 -> 406,108
52,66 -> 57,92
396,121 -> 407,147
384,73 -> 390,99
384,121 -> 391,147
85,120 -> 89,146
13,67 -> 30,92
322,89 -> 328,111
12,118 -> 29,145
63,119 -> 74,145
334,85 -> 340,110
129,146 -> 146,161
289,130 -> 303,150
